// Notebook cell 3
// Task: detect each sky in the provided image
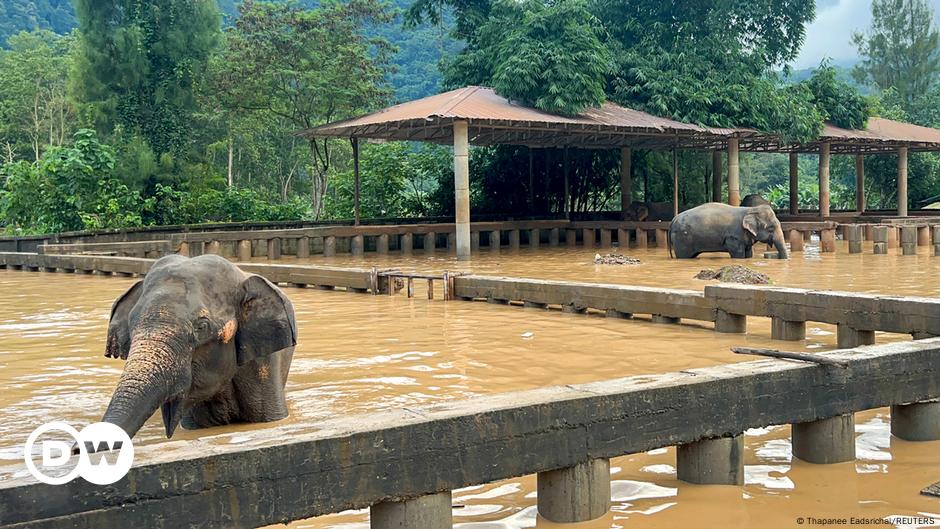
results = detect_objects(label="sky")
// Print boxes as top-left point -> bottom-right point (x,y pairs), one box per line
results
791,0 -> 940,69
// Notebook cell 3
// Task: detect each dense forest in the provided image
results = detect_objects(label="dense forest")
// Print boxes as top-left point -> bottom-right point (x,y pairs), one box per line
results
1,0 -> 939,234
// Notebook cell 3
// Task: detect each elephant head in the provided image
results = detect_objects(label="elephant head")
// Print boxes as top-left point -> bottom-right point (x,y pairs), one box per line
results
622,201 -> 649,221
100,254 -> 296,440
743,205 -> 788,259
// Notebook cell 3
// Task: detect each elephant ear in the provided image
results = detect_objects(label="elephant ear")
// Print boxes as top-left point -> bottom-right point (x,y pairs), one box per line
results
105,280 -> 144,360
742,211 -> 759,238
235,275 -> 297,366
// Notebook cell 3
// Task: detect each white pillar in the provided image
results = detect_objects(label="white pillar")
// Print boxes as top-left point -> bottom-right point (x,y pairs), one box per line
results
453,120 -> 471,260
819,142 -> 831,217
898,146 -> 908,217
728,138 -> 740,206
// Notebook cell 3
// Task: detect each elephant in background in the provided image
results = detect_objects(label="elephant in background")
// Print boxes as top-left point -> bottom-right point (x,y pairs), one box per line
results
623,201 -> 675,221
741,194 -> 771,207
99,254 -> 296,441
668,203 -> 789,259
622,201 -> 649,221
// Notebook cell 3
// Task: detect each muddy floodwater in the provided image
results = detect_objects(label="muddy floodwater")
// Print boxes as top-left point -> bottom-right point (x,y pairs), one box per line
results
1,241 -> 938,528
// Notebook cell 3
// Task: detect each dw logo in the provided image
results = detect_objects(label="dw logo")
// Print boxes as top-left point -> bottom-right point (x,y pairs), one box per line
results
24,422 -> 134,485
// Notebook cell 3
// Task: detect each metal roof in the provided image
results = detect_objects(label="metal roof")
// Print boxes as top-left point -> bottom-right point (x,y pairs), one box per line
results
301,86 -> 940,153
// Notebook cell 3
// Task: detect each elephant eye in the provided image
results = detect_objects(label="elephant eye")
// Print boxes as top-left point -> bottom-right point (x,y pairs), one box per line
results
194,318 -> 211,339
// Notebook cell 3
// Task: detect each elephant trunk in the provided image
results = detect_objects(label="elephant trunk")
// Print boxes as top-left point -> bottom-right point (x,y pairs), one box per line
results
773,225 -> 789,259
100,336 -> 189,440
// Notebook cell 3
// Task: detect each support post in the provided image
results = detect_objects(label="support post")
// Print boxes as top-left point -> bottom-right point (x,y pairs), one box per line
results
352,137 -> 360,226
324,236 -> 336,257
819,142 -> 831,218
789,152 -> 799,214
370,492 -> 452,529
677,434 -> 744,485
529,229 -> 540,248
837,323 -> 875,348
788,229 -> 804,252
470,231 -> 480,252
267,238 -> 282,260
635,229 -> 648,248
537,459 -> 610,523
488,230 -> 500,251
453,120 -> 471,260
855,154 -> 865,212
873,226 -> 888,254
714,310 -> 746,333
934,226 -> 940,256
712,150 -> 722,202
401,233 -> 413,255
792,414 -> 856,464
177,241 -> 190,257
672,148 -> 679,217
297,237 -> 310,259
376,234 -> 389,255
898,146 -> 908,217
772,317 -> 806,341
846,224 -> 862,254
600,229 -> 612,248
508,229 -> 520,250
582,228 -> 594,248
728,138 -> 740,206
620,147 -> 632,217
238,240 -> 251,261
549,228 -> 560,246
617,228 -> 629,248
563,147 -> 570,217
820,229 -> 835,253
901,226 -> 917,255
917,225 -> 929,246
891,400 -> 940,441
529,147 -> 535,212
566,229 -> 577,248
350,235 -> 363,256
424,232 -> 436,254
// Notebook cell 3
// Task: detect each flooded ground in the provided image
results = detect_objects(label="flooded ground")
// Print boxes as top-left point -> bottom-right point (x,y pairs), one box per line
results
1,241 -> 938,528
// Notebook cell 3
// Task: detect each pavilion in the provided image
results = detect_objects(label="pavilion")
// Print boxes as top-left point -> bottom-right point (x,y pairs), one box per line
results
302,86 -> 940,260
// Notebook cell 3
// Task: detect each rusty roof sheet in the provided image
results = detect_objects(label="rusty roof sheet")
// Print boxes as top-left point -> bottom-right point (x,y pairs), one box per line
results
823,117 -> 940,144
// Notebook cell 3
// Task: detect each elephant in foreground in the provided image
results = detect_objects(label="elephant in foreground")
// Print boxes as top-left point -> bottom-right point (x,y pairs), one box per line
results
741,194 -> 771,207
99,254 -> 296,441
668,203 -> 789,259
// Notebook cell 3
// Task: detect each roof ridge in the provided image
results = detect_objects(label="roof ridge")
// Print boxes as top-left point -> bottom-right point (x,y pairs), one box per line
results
435,86 -> 483,116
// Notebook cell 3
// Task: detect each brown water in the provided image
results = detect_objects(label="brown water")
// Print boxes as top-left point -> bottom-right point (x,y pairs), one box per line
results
0,243 -> 937,528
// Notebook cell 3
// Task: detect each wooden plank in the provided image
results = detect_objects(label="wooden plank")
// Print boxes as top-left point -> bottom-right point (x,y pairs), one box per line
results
1,340 -> 938,529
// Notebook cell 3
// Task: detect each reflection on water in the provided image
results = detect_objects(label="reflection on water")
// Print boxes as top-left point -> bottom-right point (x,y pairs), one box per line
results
0,241 -> 938,528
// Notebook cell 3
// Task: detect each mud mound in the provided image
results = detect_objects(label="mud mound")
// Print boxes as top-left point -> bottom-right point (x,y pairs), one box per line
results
694,265 -> 770,284
594,253 -> 641,265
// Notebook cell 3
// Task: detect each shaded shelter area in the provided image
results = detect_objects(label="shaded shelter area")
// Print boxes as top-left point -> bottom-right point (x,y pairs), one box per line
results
301,85 -> 940,260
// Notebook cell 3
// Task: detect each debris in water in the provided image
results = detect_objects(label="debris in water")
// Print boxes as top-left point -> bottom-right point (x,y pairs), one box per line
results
594,253 -> 641,265
694,265 -> 771,285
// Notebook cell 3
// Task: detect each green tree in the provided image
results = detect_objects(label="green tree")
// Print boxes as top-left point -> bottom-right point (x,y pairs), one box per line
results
214,0 -> 395,218
71,0 -> 221,156
852,0 -> 940,108
802,62 -> 872,129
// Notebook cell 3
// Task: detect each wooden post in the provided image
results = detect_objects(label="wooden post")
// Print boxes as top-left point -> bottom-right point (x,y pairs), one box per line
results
711,150 -> 722,202
788,229 -> 803,252
728,138 -> 740,206
453,120 -> 471,260
620,147 -> 632,216
563,147 -> 570,217
819,142 -> 831,218
898,146 -> 908,217
672,148 -> 679,218
352,137 -> 360,226
789,152 -> 799,215
855,154 -> 865,212
529,147 -> 535,212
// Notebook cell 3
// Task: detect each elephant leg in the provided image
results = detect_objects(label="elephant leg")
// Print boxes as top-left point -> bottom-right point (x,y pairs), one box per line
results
745,246 -> 753,258
182,385 -> 240,429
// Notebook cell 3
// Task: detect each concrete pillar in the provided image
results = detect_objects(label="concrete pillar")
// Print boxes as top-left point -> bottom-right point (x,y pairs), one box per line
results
424,232 -> 436,254
177,241 -> 190,257
772,317 -> 806,341
837,323 -> 875,348
297,237 -> 310,258
617,228 -> 629,248
728,138 -> 740,206
789,152 -> 799,214
453,120 -> 471,260
898,146 -> 908,217
887,226 -> 898,249
620,147 -> 632,216
582,228 -> 594,248
238,240 -> 252,261
864,224 -> 874,241
788,229 -> 804,252
401,233 -> 413,255
488,230 -> 500,251
206,240 -> 221,255
600,229 -> 612,248
566,229 -> 577,248
508,229 -> 520,250
537,458 -> 610,523
845,224 -> 862,254
934,226 -> 940,256
377,234 -> 389,254
672,148 -> 679,218
901,226 -> 917,255
267,238 -> 282,260
891,400 -> 940,441
350,235 -> 364,256
370,491 -> 452,529
636,229 -> 648,249
676,434 -> 744,485
549,228 -> 560,247
446,232 -> 456,252
324,236 -> 336,257
819,142 -> 831,217
792,414 -> 856,464
820,229 -> 835,253
655,228 -> 668,249
873,226 -> 888,254
712,150 -> 723,202
715,310 -> 746,333
855,154 -> 866,212
470,231 -> 480,252
529,229 -> 540,248
917,225 -> 929,247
